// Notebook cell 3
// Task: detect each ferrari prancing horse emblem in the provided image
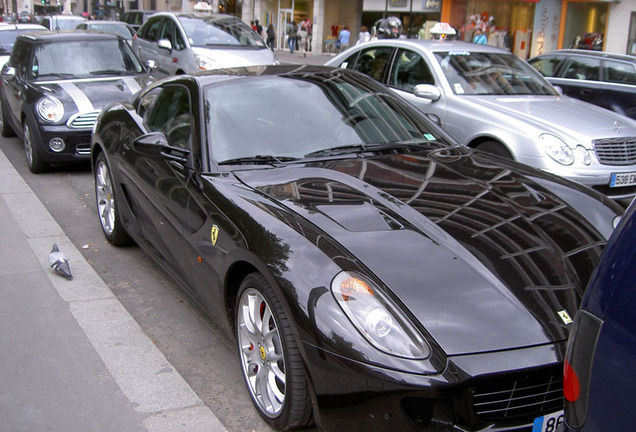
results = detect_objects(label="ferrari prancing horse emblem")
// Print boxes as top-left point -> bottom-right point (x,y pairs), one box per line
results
211,225 -> 219,246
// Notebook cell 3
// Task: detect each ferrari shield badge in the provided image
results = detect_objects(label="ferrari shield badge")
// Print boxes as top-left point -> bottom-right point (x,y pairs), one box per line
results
557,310 -> 573,325
211,225 -> 219,246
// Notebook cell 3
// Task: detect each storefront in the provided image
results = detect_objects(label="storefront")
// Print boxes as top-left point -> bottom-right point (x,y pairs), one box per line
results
444,0 -> 537,59
361,0 -> 443,39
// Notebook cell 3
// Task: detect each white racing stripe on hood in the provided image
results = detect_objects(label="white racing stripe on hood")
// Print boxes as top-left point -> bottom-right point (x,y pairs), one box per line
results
58,82 -> 94,112
122,77 -> 141,95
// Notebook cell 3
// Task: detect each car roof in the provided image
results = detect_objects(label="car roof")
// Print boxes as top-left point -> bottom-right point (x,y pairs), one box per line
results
0,23 -> 46,31
531,49 -> 636,63
17,29 -> 122,42
344,38 -> 511,55
150,11 -> 244,21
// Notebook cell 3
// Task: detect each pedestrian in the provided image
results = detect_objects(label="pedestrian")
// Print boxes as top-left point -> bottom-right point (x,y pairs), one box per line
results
417,23 -> 427,40
287,20 -> 297,53
356,25 -> 370,45
255,19 -> 263,38
266,23 -> 275,51
337,25 -> 350,52
473,28 -> 488,44
298,20 -> 308,57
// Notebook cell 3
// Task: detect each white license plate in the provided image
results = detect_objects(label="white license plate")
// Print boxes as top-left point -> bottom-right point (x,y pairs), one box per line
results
532,410 -> 564,432
610,172 -> 636,188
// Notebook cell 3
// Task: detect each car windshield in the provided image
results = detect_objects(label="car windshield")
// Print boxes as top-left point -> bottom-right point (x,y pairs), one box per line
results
51,17 -> 86,30
87,23 -> 135,39
32,39 -> 144,78
180,16 -> 265,48
0,29 -> 42,55
434,51 -> 558,96
206,70 -> 446,164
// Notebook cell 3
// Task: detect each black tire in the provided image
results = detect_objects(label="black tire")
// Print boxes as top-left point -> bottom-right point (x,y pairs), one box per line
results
94,152 -> 133,246
474,140 -> 514,160
23,119 -> 48,173
0,99 -> 15,137
235,273 -> 313,430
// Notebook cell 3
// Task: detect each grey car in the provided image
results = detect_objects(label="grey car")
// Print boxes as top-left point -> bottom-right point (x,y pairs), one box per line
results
326,40 -> 636,201
528,49 -> 636,120
132,12 -> 277,79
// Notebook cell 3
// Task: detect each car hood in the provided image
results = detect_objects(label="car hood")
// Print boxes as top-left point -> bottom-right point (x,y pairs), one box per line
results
33,75 -> 150,113
235,148 -> 609,356
467,95 -> 636,143
191,46 -> 277,69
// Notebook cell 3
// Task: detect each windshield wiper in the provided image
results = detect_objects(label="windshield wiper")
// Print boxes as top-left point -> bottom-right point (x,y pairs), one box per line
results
305,140 -> 441,158
219,155 -> 299,165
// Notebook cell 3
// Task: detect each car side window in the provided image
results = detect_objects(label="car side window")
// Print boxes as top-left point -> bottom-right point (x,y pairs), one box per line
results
352,47 -> 393,82
144,85 -> 192,149
389,48 -> 434,92
604,60 -> 636,85
139,17 -> 161,41
561,56 -> 600,81
11,40 -> 33,79
337,51 -> 360,70
158,19 -> 175,47
528,56 -> 562,77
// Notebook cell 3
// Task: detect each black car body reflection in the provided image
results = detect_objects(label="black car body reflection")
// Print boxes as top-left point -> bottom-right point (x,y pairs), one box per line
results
90,65 -> 623,432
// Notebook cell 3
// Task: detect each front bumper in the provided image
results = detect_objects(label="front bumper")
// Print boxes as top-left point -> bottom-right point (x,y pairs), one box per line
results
304,341 -> 566,432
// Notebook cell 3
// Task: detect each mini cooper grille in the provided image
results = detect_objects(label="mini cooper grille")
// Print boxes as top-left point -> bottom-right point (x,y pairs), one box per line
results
593,137 -> 636,165
67,111 -> 100,129
472,369 -> 563,421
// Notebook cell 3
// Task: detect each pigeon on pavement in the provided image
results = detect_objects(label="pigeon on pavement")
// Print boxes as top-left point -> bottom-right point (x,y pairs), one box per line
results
48,243 -> 73,280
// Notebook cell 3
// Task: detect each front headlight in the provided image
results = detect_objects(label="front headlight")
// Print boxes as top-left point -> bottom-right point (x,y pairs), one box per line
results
540,133 -> 574,165
331,271 -> 431,359
573,145 -> 592,166
36,97 -> 64,123
195,53 -> 220,71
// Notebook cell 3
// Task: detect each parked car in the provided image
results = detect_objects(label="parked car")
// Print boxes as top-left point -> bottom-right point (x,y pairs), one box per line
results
325,40 -> 636,201
0,23 -> 47,68
76,20 -> 136,45
18,11 -> 37,23
0,30 -> 152,173
91,64 -> 624,432
132,12 -> 277,79
528,49 -> 636,120
39,15 -> 87,30
121,9 -> 155,32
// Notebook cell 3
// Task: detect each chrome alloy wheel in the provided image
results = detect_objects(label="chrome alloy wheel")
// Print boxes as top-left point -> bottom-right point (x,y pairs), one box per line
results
95,158 -> 116,235
237,287 -> 286,418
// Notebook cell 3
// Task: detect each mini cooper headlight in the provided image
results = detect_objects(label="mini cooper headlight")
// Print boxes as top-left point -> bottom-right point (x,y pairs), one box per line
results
331,271 -> 431,359
36,97 -> 64,123
540,133 -> 574,165
195,53 -> 220,71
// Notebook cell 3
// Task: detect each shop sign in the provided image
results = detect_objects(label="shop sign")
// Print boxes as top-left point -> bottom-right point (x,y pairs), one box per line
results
422,0 -> 441,12
530,0 -> 560,57
390,0 -> 407,6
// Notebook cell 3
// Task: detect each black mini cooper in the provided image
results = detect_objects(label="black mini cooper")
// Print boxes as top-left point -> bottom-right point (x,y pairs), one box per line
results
0,30 -> 152,173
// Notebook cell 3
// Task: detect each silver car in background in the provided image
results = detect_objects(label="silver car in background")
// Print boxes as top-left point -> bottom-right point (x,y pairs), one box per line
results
326,40 -> 636,200
132,12 -> 277,79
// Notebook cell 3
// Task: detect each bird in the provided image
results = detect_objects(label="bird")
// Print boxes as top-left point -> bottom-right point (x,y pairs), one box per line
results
48,243 -> 73,280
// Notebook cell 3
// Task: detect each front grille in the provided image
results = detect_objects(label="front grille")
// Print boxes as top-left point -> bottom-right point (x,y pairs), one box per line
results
76,145 -> 91,156
67,110 -> 100,129
472,367 -> 563,421
593,137 -> 636,165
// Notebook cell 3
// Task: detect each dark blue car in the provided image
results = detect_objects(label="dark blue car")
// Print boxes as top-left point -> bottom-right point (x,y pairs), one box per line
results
563,201 -> 636,431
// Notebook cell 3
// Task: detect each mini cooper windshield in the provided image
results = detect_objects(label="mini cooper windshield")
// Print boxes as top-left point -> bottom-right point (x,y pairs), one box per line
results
435,51 -> 558,96
207,73 -> 447,164
32,39 -> 144,79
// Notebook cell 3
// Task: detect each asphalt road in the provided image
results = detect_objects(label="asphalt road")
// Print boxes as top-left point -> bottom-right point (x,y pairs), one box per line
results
0,137 -> 285,432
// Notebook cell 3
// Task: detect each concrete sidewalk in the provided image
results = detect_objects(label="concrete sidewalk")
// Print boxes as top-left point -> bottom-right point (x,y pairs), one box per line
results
0,149 -> 227,431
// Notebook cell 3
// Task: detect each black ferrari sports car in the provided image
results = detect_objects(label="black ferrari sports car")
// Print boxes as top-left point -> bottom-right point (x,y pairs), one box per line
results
0,30 -> 152,173
90,65 -> 624,432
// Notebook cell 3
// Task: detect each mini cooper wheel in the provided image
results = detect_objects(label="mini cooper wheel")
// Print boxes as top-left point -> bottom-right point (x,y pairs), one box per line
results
94,152 -> 132,246
0,99 -> 15,137
23,120 -> 47,173
236,273 -> 312,430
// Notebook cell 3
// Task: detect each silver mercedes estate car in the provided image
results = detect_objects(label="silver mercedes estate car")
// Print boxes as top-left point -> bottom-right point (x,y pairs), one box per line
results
326,40 -> 636,200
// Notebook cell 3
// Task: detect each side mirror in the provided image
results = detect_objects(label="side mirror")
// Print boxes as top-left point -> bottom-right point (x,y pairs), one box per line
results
132,132 -> 189,164
146,59 -> 156,70
414,84 -> 441,101
1,65 -> 15,79
553,85 -> 564,95
157,38 -> 172,51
